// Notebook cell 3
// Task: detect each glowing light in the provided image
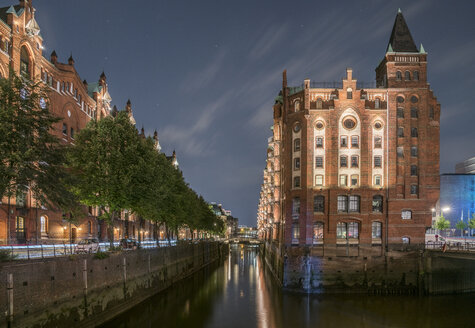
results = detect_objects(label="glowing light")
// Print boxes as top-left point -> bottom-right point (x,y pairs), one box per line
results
442,207 -> 451,212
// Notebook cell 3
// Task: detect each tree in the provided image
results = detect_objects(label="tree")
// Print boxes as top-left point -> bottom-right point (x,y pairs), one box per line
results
67,111 -> 143,247
435,215 -> 451,233
469,215 -> 475,237
455,221 -> 467,237
0,72 -> 79,244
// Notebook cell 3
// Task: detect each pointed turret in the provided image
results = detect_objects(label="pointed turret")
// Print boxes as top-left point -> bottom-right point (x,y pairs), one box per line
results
83,79 -> 88,89
50,50 -> 57,64
140,126 -> 145,138
419,43 -> 426,54
111,105 -> 118,117
153,130 -> 162,152
126,99 -> 132,113
68,54 -> 75,66
99,71 -> 106,87
387,9 -> 418,53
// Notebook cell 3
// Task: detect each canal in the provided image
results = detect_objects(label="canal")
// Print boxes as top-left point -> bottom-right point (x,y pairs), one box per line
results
101,244 -> 473,328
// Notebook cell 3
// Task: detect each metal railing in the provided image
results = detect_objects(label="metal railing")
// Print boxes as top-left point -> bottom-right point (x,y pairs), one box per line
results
425,241 -> 475,252
0,240 -> 178,260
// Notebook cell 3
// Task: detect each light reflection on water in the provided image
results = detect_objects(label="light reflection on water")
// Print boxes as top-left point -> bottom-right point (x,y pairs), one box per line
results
101,244 -> 473,328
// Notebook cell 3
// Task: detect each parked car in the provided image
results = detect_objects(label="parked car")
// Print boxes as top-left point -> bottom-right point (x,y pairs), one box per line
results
75,239 -> 100,254
120,238 -> 139,250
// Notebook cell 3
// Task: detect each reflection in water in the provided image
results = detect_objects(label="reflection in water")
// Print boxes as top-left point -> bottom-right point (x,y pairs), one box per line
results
102,245 -> 473,328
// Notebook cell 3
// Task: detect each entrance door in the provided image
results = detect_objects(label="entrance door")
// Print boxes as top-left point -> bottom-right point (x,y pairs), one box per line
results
16,216 -> 26,243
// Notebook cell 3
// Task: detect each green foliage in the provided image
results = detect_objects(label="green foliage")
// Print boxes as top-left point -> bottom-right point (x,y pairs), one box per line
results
435,215 -> 451,231
469,215 -> 475,230
0,249 -> 18,262
93,250 -> 110,260
456,221 -> 467,231
0,72 -> 80,215
108,246 -> 122,252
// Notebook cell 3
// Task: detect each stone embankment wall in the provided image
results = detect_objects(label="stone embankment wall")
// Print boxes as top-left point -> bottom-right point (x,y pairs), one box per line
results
0,242 -> 228,328
262,242 -> 475,295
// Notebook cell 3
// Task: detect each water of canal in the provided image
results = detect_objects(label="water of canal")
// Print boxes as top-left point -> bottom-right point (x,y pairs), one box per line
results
102,244 -> 473,328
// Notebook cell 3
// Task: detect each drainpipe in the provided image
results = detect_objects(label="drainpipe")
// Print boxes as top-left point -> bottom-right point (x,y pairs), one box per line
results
385,90 -> 389,254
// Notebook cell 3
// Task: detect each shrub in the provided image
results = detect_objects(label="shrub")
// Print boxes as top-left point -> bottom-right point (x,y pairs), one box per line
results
94,250 -> 110,260
0,249 -> 18,262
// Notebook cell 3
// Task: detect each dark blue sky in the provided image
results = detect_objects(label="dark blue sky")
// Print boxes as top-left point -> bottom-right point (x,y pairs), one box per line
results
31,0 -> 475,226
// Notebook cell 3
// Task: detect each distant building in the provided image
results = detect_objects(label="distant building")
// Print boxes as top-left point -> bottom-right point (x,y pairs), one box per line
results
210,202 -> 238,238
455,157 -> 475,174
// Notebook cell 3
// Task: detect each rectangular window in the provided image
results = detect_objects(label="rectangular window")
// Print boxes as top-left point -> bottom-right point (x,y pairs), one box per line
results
374,136 -> 382,148
351,136 -> 359,148
348,222 -> 359,239
351,156 -> 359,168
337,195 -> 348,212
374,175 -> 382,186
372,196 -> 383,212
429,107 -> 434,120
313,196 -> 324,213
340,156 -> 348,168
316,137 -> 324,148
397,147 -> 404,158
315,156 -> 323,168
70,128 -> 75,139
340,136 -> 348,148
313,222 -> 324,243
294,138 -> 300,152
347,90 -> 353,99
337,222 -> 347,239
397,108 -> 404,118
349,195 -> 360,212
411,128 -> 418,137
294,158 -> 300,170
351,175 -> 358,186
291,223 -> 300,245
411,165 -> 418,176
411,107 -> 418,118
62,123 -> 67,135
315,175 -> 323,186
294,176 -> 300,188
411,146 -> 418,157
410,185 -> 418,195
401,210 -> 412,220
398,127 -> 404,137
292,197 -> 300,216
374,156 -> 382,168
372,222 -> 382,239
340,175 -> 347,187
16,191 -> 26,208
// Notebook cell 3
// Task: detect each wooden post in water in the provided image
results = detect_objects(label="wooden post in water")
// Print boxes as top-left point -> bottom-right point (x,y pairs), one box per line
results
83,259 -> 88,314
148,253 -> 151,288
7,273 -> 13,327
123,257 -> 127,298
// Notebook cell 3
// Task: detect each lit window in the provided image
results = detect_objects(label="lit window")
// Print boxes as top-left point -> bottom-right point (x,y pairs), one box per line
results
397,147 -> 404,158
40,216 -> 48,234
348,222 -> 359,238
340,156 -> 348,168
337,195 -> 348,212
292,197 -> 300,216
294,158 -> 300,170
402,210 -> 412,220
351,175 -> 358,186
374,136 -> 382,148
313,222 -> 324,243
351,136 -> 359,148
294,138 -> 300,152
315,175 -> 323,186
316,137 -> 324,148
340,136 -> 348,147
351,155 -> 359,168
315,156 -> 323,168
292,223 -> 299,245
374,156 -> 382,168
340,175 -> 348,187
402,237 -> 410,244
294,100 -> 300,112
337,222 -> 347,239
372,222 -> 382,238
372,196 -> 383,212
349,195 -> 360,212
313,196 -> 324,213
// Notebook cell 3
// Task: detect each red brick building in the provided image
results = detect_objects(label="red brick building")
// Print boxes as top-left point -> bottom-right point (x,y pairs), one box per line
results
0,1 -> 162,244
258,10 -> 440,252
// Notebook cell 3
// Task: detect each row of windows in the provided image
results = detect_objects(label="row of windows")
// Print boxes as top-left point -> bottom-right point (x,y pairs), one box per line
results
396,70 -> 419,81
62,123 -> 75,139
291,222 -> 386,244
294,174 -> 384,188
308,136 -> 383,150
293,195 -> 385,215
397,127 -> 418,138
397,146 -> 418,157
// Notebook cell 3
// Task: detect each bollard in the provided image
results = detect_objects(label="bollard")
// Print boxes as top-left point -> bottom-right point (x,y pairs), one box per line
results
122,257 -> 127,299
7,273 -> 13,326
27,244 -> 30,260
41,244 -> 44,259
53,243 -> 56,257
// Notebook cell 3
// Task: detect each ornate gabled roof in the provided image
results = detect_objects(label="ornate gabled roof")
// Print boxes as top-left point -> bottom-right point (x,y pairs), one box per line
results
387,9 -> 418,53
25,15 -> 41,36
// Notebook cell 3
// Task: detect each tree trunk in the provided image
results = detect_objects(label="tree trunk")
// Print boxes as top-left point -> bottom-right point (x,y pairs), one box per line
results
108,211 -> 116,249
6,195 -> 11,245
166,226 -> 171,246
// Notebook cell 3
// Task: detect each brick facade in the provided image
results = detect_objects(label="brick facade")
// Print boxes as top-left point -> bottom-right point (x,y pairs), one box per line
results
258,10 -> 440,250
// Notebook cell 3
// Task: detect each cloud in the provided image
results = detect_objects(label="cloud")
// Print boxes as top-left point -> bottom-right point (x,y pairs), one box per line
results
180,50 -> 228,93
248,23 -> 289,60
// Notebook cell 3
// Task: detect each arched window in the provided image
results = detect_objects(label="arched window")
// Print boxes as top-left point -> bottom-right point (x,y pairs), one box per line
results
336,222 -> 347,239
372,195 -> 383,212
316,98 -> 323,109
20,46 -> 31,78
348,222 -> 359,239
40,215 -> 48,234
88,221 -> 92,234
294,100 -> 300,112
294,138 -> 300,152
372,222 -> 382,239
375,98 -> 380,109
413,71 -> 419,81
405,71 -> 411,81
291,223 -> 300,245
347,88 -> 353,99
402,237 -> 410,244
396,71 -> 402,80
313,222 -> 324,244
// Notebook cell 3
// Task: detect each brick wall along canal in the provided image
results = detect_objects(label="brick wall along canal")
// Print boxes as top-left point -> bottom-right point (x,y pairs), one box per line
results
101,244 -> 473,328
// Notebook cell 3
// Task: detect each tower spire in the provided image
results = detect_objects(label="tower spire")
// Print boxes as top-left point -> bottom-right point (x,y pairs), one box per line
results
387,9 -> 418,53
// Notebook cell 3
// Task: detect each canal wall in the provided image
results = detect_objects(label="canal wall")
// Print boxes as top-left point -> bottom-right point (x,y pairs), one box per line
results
0,242 -> 228,328
262,243 -> 475,295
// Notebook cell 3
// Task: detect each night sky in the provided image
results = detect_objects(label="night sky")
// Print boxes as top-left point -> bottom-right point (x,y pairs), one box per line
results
30,0 -> 475,226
